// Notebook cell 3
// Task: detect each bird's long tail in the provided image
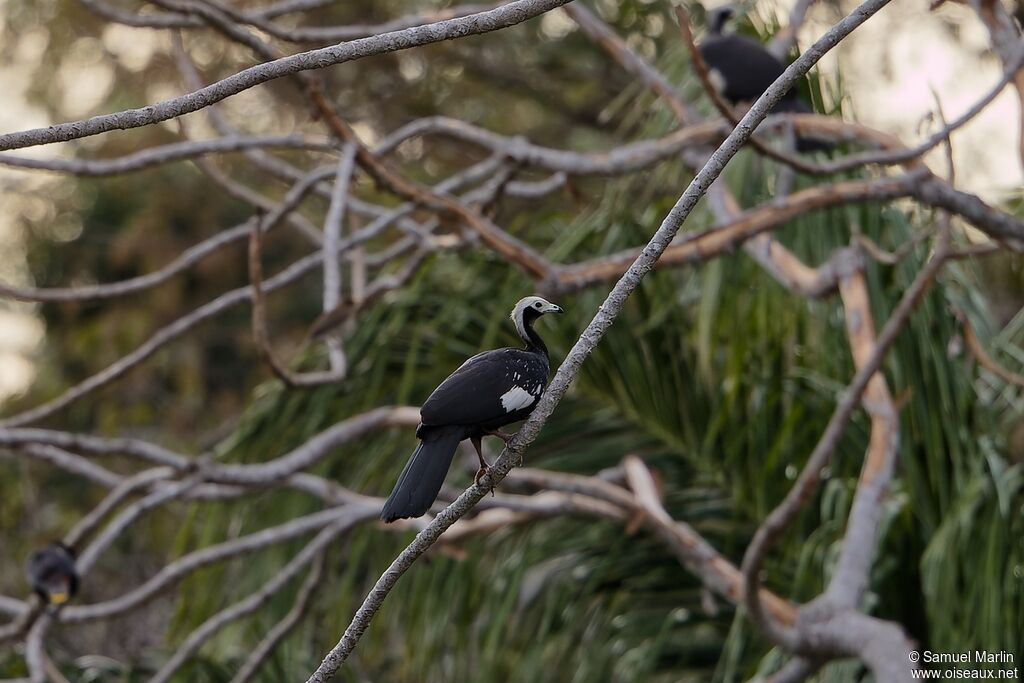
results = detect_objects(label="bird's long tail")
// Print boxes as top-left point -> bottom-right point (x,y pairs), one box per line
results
380,426 -> 464,522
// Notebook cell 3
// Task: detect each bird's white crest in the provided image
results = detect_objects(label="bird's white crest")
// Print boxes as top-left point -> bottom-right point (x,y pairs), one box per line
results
500,386 -> 535,412
510,296 -> 561,341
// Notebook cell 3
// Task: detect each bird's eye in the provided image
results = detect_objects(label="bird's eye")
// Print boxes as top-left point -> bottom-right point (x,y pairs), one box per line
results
534,302 -> 543,308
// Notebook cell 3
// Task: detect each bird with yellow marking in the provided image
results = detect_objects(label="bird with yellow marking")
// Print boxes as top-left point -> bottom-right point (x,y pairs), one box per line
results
27,542 -> 78,606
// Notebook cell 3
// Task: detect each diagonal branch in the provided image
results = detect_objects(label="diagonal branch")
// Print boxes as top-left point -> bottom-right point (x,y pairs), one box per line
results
303,1 -> 894,678
741,236 -> 950,648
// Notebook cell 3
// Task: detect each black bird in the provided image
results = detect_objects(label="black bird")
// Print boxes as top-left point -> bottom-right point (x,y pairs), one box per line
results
381,296 -> 563,522
698,5 -> 832,152
26,542 -> 78,606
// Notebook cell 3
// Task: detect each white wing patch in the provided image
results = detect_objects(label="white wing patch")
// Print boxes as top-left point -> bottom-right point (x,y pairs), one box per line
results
708,68 -> 726,95
500,386 -> 535,412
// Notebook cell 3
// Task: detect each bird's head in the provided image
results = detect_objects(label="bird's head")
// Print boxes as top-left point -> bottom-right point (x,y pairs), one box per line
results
511,296 -> 563,352
512,296 -> 563,322
707,5 -> 738,34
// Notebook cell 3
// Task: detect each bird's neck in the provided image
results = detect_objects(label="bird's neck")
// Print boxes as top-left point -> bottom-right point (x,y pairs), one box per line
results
710,13 -> 730,35
523,325 -> 548,356
516,310 -> 548,357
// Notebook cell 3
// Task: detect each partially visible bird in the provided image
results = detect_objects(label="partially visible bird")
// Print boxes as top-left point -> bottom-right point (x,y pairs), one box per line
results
698,5 -> 832,152
27,542 -> 78,606
381,296 -> 563,522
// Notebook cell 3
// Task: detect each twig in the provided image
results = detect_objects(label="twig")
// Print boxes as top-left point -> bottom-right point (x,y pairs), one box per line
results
0,596 -> 26,618
227,551 -> 327,683
24,615 -> 53,683
373,115 -> 725,174
0,166 -> 334,304
0,430 -> 189,468
205,406 -> 420,485
818,43 -> 1024,174
248,220 -> 330,387
561,4 -> 696,124
957,309 -> 1024,387
13,443 -> 123,488
930,87 -> 956,184
61,505 -> 374,624
76,476 -> 203,575
190,154 -> 324,246
78,0 -> 197,28
147,515 -> 369,683
63,468 -> 176,550
320,143 -> 359,374
200,0 -> 508,44
254,0 -> 333,20
855,231 -> 929,265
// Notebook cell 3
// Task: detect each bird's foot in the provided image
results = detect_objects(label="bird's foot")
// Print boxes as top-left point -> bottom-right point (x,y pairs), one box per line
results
474,466 -> 495,496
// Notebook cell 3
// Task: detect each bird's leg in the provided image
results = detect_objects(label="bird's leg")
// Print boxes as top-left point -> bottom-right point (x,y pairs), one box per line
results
470,436 -> 494,495
484,429 -> 524,466
483,429 -> 514,444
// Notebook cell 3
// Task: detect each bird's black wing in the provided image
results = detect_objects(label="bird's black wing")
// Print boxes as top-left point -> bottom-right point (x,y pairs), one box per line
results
419,348 -> 548,428
699,35 -> 789,104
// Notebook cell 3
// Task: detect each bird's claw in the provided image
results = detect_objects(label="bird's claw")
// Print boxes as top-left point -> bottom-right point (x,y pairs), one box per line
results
474,466 -> 495,496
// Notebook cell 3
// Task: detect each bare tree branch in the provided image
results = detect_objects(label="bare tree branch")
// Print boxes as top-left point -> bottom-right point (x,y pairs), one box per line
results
824,268 -> 901,607
741,237 -> 949,649
0,166 -> 333,303
320,143 -> 358,374
147,515 -> 369,683
304,1 -> 894,677
0,0 -> 575,151
0,135 -> 331,175
227,551 -> 327,683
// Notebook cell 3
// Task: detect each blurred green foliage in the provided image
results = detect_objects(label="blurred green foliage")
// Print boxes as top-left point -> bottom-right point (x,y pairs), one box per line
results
1,1 -> 1023,681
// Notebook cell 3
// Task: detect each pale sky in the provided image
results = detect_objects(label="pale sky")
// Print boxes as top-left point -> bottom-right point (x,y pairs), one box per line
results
0,0 -> 1020,404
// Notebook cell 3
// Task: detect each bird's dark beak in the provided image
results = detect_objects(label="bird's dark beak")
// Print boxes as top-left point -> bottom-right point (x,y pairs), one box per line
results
549,304 -> 563,314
